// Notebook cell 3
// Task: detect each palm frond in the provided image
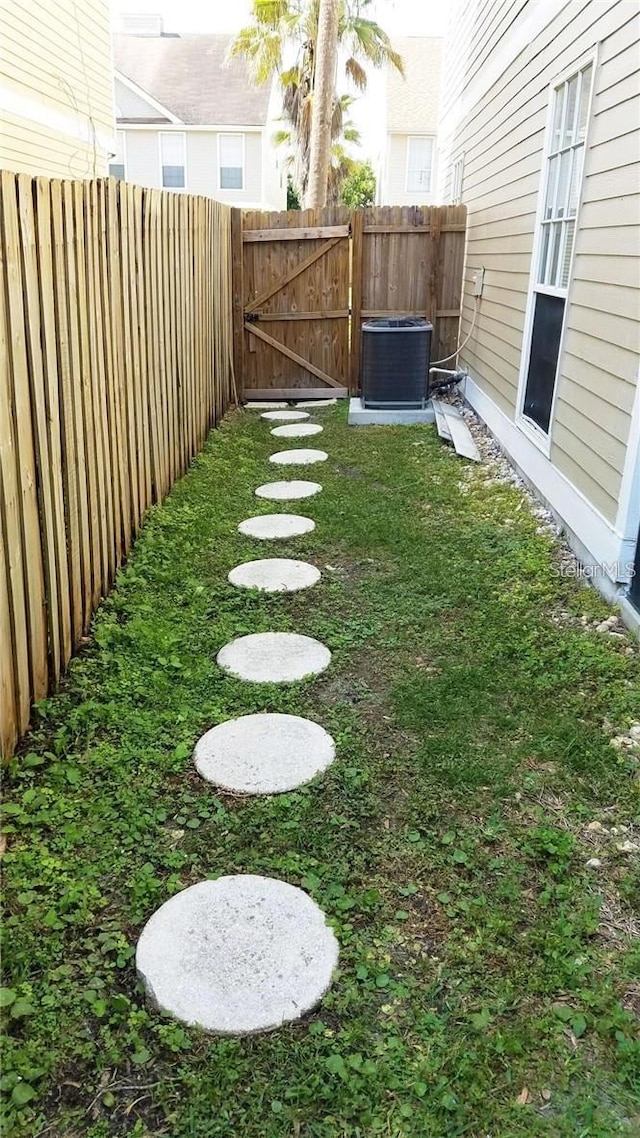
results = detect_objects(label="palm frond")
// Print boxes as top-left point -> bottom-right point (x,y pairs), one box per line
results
345,56 -> 367,90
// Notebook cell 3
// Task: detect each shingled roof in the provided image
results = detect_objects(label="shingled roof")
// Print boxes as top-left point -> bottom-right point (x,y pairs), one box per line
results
387,38 -> 443,135
113,33 -> 270,126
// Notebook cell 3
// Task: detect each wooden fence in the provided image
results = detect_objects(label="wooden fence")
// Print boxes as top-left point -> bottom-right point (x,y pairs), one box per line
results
233,204 -> 467,399
0,173 -> 234,758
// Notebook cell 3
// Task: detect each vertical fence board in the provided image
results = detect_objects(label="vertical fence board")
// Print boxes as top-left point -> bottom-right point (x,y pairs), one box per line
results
1,176 -> 234,760
16,175 -> 62,680
1,171 -> 48,705
34,179 -> 72,669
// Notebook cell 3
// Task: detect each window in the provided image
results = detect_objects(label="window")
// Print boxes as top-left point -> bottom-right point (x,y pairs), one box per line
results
406,136 -> 434,194
219,134 -> 244,190
520,60 -> 594,437
109,131 -> 126,180
451,154 -> 464,204
160,132 -> 186,189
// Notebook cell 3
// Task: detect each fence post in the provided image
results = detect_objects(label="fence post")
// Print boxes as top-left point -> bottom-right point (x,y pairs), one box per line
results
426,205 -> 441,357
349,209 -> 363,395
230,208 -> 244,404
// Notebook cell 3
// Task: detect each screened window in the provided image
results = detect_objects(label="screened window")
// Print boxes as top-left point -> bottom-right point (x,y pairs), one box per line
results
406,136 -> 434,194
537,62 -> 593,290
521,60 -> 594,437
219,134 -> 244,190
160,132 -> 186,189
109,131 -> 126,180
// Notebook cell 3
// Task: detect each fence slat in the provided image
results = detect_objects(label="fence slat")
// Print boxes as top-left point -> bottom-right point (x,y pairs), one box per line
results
16,175 -> 62,681
1,171 -> 48,706
1,176 -> 233,759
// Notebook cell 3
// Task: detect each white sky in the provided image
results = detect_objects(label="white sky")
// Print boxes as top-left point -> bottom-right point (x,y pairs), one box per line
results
111,0 -> 450,160
112,0 -> 450,37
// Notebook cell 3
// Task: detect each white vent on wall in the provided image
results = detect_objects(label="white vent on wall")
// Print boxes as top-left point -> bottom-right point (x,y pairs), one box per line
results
120,13 -> 164,36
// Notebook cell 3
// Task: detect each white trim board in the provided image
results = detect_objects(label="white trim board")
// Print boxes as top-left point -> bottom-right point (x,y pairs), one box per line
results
118,122 -> 264,133
463,373 -> 635,595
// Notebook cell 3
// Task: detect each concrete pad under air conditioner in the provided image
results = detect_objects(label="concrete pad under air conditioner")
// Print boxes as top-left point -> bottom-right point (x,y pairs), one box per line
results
136,875 -> 339,1034
347,397 -> 435,426
194,713 -> 336,794
270,423 -> 323,438
255,480 -> 322,501
238,514 -> 316,540
228,558 -> 320,593
217,632 -> 331,683
269,449 -> 328,466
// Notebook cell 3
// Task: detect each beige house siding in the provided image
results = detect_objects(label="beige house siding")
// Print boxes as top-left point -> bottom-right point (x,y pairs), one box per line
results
444,0 -> 640,526
380,37 -> 443,205
0,0 -> 115,177
120,128 -> 264,204
384,133 -> 438,205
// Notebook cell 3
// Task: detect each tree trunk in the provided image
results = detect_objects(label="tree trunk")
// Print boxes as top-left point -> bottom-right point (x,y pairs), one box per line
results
305,0 -> 339,209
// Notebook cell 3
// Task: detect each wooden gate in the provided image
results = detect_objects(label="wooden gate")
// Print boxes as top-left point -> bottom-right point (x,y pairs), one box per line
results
231,204 -> 467,400
234,207 -> 351,400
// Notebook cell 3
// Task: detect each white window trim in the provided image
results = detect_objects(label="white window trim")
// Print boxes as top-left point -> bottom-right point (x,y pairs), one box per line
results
217,132 -> 245,192
515,49 -> 598,456
109,130 -> 127,180
158,130 -> 187,192
451,152 -> 464,204
405,135 -> 435,196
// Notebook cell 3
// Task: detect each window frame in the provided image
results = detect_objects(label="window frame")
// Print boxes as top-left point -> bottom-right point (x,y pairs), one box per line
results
159,130 -> 187,191
108,130 -> 127,181
515,51 -> 597,453
451,153 -> 464,204
218,132 -> 245,192
405,135 -> 435,196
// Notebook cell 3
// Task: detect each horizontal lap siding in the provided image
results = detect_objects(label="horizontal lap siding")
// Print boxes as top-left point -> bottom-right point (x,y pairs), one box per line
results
0,0 -> 114,176
448,0 -> 639,524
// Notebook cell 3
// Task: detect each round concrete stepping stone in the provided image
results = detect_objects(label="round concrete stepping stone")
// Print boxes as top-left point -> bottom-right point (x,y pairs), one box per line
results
270,449 -> 328,466
229,558 -> 320,593
194,713 -> 336,793
261,410 -> 310,422
271,422 -> 323,439
238,514 -> 315,540
294,399 -> 337,408
136,875 -> 339,1034
255,480 -> 322,501
217,632 -> 331,683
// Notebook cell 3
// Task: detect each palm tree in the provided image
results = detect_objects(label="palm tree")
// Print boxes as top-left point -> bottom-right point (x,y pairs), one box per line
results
273,93 -> 360,203
229,0 -> 403,201
306,0 -> 339,208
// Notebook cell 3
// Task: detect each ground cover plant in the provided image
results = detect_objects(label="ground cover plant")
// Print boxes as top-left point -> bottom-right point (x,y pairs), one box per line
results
2,403 -> 639,1137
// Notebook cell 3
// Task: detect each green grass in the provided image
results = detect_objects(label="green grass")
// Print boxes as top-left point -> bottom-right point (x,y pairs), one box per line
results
2,404 -> 640,1138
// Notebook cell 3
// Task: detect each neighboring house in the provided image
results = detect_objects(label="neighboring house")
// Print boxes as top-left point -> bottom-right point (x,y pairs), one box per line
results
112,19 -> 285,209
439,0 -> 640,626
0,0 -> 115,178
377,37 -> 443,205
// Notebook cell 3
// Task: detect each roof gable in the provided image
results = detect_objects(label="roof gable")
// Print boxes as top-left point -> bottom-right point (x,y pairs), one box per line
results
112,33 -> 271,126
114,73 -> 180,124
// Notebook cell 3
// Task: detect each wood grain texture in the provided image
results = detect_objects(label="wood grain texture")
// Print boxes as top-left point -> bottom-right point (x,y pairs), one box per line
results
0,173 -> 234,759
